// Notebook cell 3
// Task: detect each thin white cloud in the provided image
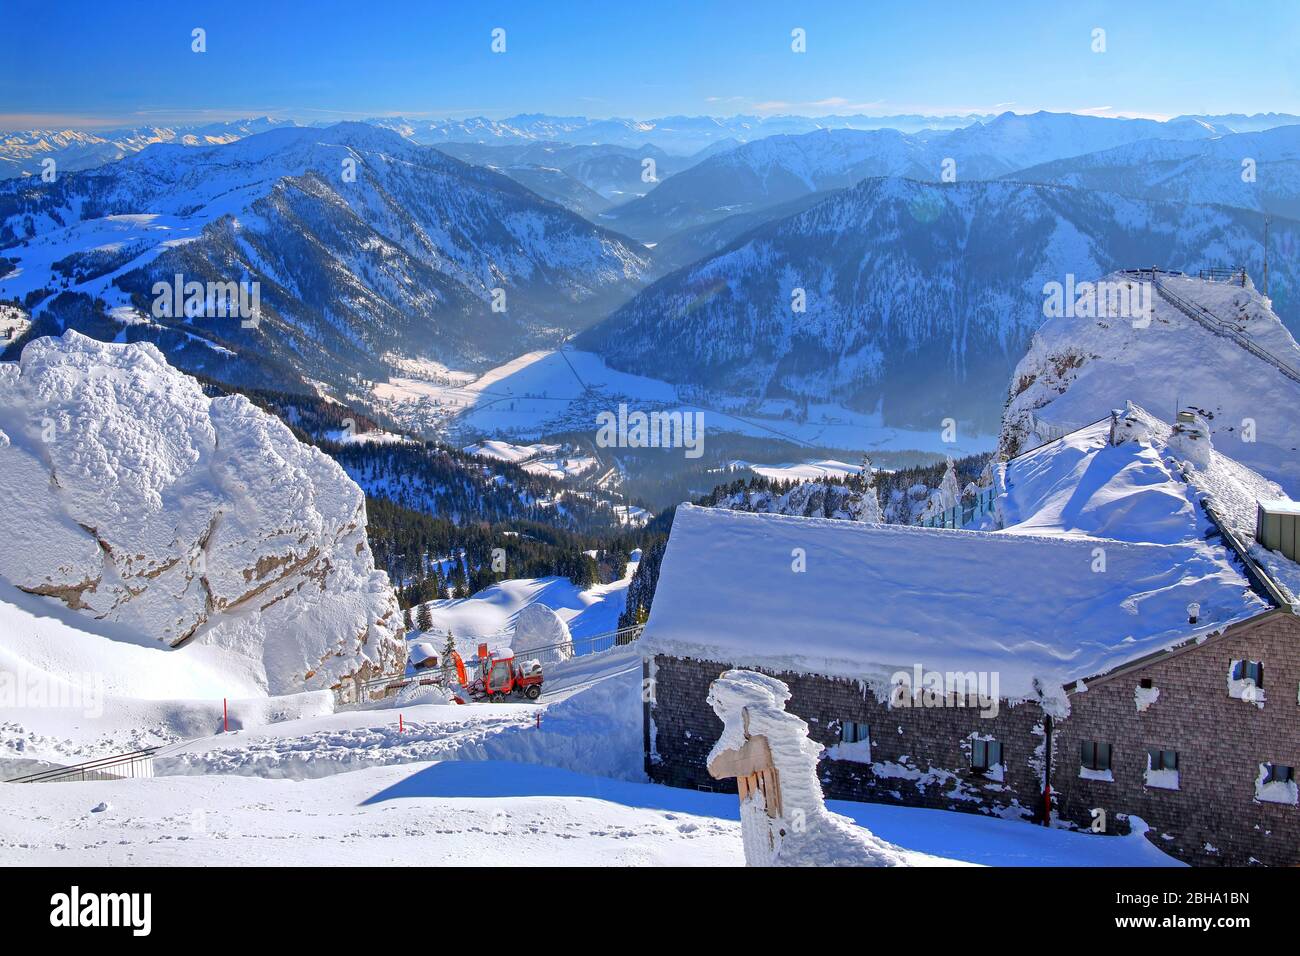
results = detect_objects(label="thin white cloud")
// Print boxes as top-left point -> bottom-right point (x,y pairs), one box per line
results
751,96 -> 886,115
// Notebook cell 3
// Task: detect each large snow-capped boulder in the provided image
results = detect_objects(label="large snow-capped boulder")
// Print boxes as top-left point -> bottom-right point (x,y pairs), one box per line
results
0,331 -> 404,694
512,603 -> 574,661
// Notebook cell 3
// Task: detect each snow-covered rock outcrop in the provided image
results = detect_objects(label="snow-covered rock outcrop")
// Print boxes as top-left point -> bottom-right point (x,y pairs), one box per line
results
999,401 -> 1300,608
512,603 -> 574,661
0,331 -> 404,694
707,669 -> 909,867
1001,271 -> 1300,496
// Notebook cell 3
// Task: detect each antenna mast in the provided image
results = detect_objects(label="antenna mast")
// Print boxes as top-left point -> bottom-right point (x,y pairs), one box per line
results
1264,216 -> 1271,297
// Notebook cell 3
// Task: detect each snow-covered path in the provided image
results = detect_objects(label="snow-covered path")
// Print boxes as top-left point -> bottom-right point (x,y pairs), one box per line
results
0,761 -> 746,867
153,649 -> 645,781
0,758 -> 1179,867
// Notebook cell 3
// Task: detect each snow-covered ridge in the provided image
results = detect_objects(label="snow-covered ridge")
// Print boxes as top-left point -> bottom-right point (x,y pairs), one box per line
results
0,122 -> 650,398
0,118 -> 295,180
583,180 -> 1296,431
1001,271 -> 1300,497
0,331 -> 404,695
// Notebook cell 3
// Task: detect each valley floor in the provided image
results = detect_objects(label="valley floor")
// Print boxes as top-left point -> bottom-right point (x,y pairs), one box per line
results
375,347 -> 996,457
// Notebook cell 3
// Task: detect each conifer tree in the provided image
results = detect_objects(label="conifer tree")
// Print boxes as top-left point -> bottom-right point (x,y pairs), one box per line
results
855,454 -> 884,523
939,457 -> 960,511
441,630 -> 458,687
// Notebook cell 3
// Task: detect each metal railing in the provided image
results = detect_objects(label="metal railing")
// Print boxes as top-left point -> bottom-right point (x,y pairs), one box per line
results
1154,276 -> 1300,386
1197,267 -> 1247,285
348,623 -> 645,703
1012,414 -> 1112,460
1124,268 -> 1300,387
917,487 -> 996,529
4,747 -> 160,784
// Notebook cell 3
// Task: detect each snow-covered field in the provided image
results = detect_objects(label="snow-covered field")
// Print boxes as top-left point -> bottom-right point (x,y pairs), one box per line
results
0,761 -> 1180,867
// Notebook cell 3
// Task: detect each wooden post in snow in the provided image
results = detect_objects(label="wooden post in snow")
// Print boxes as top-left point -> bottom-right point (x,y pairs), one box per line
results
708,731 -> 782,820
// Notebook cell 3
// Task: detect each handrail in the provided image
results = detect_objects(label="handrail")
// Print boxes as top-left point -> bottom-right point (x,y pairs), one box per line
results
1147,272 -> 1300,386
1010,415 -> 1112,462
4,746 -> 161,784
1202,501 -> 1296,611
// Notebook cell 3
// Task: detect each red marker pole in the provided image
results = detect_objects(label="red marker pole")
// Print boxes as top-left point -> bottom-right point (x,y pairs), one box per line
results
399,713 -> 404,733
223,698 -> 228,733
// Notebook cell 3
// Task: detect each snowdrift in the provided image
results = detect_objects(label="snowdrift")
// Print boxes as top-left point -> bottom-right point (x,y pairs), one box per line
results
513,603 -> 575,660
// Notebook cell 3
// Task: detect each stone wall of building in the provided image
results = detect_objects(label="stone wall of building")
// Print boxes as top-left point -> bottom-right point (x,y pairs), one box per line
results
646,654 -> 1048,820
646,609 -> 1300,866
1054,610 -> 1300,866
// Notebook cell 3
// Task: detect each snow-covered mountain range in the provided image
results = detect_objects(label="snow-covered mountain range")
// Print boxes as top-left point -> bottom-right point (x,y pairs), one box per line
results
1006,124 -> 1300,220
602,112 -> 1226,241
367,112 -> 997,154
0,123 -> 649,397
580,177 -> 1297,431
0,118 -> 296,179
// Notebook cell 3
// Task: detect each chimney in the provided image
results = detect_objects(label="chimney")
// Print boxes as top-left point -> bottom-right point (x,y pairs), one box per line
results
1187,602 -> 1200,625
1256,499 -> 1300,563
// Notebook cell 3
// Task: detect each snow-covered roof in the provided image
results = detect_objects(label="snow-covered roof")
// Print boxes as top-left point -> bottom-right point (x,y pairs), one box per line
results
408,641 -> 438,664
1002,404 -> 1300,609
640,503 -> 1266,700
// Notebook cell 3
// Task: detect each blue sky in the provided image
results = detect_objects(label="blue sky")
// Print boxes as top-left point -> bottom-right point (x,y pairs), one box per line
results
2,0 -> 1298,128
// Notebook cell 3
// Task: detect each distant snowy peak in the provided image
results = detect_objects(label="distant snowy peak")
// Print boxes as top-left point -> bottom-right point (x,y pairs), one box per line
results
0,331 -> 405,694
0,118 -> 297,179
1000,270 -> 1300,496
1172,112 -> 1300,134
